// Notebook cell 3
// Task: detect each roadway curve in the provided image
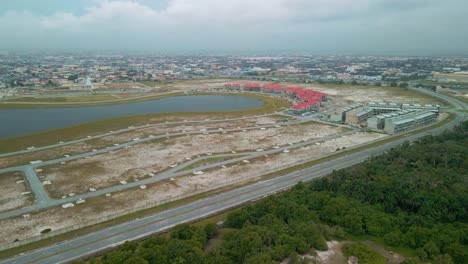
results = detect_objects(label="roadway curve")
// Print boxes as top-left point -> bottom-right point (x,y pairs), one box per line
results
2,89 -> 466,264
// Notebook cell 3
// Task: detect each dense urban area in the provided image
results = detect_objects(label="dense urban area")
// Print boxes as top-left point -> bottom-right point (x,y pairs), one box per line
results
1,54 -> 468,96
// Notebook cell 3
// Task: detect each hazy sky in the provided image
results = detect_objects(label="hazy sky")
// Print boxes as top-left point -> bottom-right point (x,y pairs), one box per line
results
1,0 -> 467,55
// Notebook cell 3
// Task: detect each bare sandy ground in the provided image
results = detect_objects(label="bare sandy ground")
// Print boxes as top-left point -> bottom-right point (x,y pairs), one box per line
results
309,86 -> 441,105
196,132 -> 386,184
0,131 -> 386,245
0,172 -> 32,213
40,122 -> 342,198
0,142 -> 100,169
93,115 -> 284,145
0,116 -> 284,169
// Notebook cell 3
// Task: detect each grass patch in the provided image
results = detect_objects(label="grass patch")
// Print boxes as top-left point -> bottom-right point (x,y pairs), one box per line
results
0,92 -> 185,108
176,155 -> 244,172
40,229 -> 52,235
0,93 -> 290,154
4,95 -> 117,103
342,242 -> 386,264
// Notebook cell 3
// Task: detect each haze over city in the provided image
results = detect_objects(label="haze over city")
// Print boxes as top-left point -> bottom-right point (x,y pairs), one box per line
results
1,0 -> 468,55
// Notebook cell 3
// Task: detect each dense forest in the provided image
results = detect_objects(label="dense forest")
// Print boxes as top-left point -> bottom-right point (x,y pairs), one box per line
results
84,121 -> 467,264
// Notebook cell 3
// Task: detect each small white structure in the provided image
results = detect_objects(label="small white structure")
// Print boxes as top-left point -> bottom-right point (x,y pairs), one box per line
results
42,180 -> 51,185
76,198 -> 86,204
30,160 -> 42,164
283,149 -> 290,153
148,173 -> 155,177
89,188 -> 96,192
139,185 -> 147,190
192,170 -> 204,175
105,193 -> 112,197
242,160 -> 250,163
84,76 -> 94,90
69,193 -> 75,197
62,203 -> 74,209
256,149 -> 264,152
120,180 -> 127,185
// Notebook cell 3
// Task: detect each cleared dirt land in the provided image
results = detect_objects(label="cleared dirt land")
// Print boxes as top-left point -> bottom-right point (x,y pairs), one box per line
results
0,115 -> 285,169
0,131 -> 386,245
171,79 -> 443,105
0,172 -> 32,213
39,122 -> 343,198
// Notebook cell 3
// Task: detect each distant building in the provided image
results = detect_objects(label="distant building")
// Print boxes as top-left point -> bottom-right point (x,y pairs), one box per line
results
384,111 -> 437,134
84,77 -> 94,90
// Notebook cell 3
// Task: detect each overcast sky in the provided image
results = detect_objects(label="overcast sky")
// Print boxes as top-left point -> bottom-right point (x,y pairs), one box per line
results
1,0 -> 467,55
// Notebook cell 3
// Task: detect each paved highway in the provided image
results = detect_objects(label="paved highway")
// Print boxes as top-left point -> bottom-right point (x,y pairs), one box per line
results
1,89 -> 466,264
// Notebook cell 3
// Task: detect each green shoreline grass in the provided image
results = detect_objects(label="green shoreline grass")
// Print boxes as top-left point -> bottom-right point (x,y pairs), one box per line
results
0,92 -> 185,109
0,113 -> 456,260
0,92 -> 291,154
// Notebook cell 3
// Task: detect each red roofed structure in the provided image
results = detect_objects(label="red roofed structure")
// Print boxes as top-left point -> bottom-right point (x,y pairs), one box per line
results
286,86 -> 327,112
243,82 -> 261,91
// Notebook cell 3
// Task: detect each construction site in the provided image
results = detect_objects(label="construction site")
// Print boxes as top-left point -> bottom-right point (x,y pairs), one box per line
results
0,80 -> 449,250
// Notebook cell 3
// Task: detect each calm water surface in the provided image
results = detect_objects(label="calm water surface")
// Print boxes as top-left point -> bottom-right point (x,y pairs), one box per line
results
0,95 -> 263,139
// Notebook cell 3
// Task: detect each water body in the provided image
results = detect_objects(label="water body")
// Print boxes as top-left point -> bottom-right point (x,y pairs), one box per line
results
0,95 -> 264,139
